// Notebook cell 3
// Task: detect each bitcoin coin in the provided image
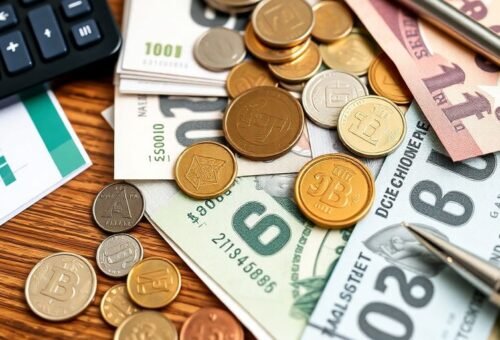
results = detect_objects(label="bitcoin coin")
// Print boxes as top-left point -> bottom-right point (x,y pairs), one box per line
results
194,27 -> 246,71
252,0 -> 314,48
174,142 -> 237,199
101,284 -> 141,327
114,311 -> 178,340
368,53 -> 412,104
180,308 -> 244,340
337,96 -> 407,158
312,1 -> 353,43
96,234 -> 144,278
226,60 -> 277,98
25,252 -> 97,321
223,86 -> 304,160
268,42 -> 322,83
126,257 -> 181,309
295,154 -> 375,229
93,182 -> 145,233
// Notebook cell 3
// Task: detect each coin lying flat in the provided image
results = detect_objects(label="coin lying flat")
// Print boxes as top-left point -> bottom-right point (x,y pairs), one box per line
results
93,182 -> 145,233
174,142 -> 237,199
223,86 -> 304,160
127,257 -> 181,309
101,284 -> 141,327
268,42 -> 322,83
96,233 -> 144,278
337,96 -> 407,158
226,60 -> 277,98
302,70 -> 369,128
280,80 -> 306,93
194,27 -> 246,71
205,0 -> 260,13
312,1 -> 353,43
295,154 -> 375,229
114,311 -> 178,340
368,53 -> 412,104
180,308 -> 244,340
25,252 -> 97,321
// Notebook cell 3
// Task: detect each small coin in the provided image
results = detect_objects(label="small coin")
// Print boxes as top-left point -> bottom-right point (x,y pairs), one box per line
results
312,1 -> 353,43
302,70 -> 369,128
205,0 -> 259,13
295,153 -> 375,229
96,233 -> 144,278
25,252 -> 97,321
337,95 -> 407,158
252,0 -> 314,48
320,31 -> 378,76
114,311 -> 178,340
368,53 -> 412,104
127,257 -> 181,309
93,182 -> 145,233
174,142 -> 237,199
180,308 -> 244,340
101,284 -> 141,327
223,86 -> 304,160
279,80 -> 306,93
194,27 -> 246,71
226,60 -> 277,98
268,42 -> 322,83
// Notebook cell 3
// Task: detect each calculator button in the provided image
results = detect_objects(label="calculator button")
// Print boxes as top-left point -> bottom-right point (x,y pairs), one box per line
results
71,19 -> 101,47
28,5 -> 67,60
0,31 -> 32,73
61,0 -> 91,19
21,0 -> 42,5
0,4 -> 17,31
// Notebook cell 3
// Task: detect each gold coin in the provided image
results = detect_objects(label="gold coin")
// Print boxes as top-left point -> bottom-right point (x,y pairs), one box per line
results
174,142 -> 237,200
126,257 -> 181,309
101,284 -> 141,327
312,1 -> 353,43
320,31 -> 378,76
368,53 -> 412,104
337,96 -> 407,158
294,153 -> 375,229
268,42 -> 322,83
223,86 -> 304,160
252,0 -> 314,48
244,23 -> 311,63
180,308 -> 244,340
226,60 -> 277,98
114,311 -> 178,340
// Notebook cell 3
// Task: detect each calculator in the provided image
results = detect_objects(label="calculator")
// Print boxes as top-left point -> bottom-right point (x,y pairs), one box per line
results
0,0 -> 121,99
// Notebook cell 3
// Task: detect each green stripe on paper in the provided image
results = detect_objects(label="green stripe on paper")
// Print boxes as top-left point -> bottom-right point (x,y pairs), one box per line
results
0,156 -> 16,186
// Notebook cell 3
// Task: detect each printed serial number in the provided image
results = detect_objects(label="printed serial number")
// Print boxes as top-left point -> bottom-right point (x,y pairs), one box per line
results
148,123 -> 167,162
187,191 -> 232,224
145,42 -> 182,58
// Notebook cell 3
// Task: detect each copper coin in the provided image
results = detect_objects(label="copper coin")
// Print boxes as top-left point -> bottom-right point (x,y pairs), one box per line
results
226,60 -> 277,98
180,308 -> 244,340
268,42 -> 322,83
368,53 -> 412,104
114,311 -> 178,340
312,1 -> 353,43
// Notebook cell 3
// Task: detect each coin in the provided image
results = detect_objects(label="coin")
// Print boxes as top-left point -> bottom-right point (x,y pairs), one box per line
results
96,233 -> 144,278
268,42 -> 322,83
320,31 -> 378,76
127,257 -> 181,309
101,284 -> 141,327
25,252 -> 97,321
294,154 -> 375,229
223,86 -> 304,160
205,0 -> 259,13
312,1 -> 353,43
368,53 -> 412,104
194,27 -> 246,71
279,80 -> 306,93
93,182 -> 145,233
337,96 -> 407,158
174,142 -> 237,199
180,308 -> 244,340
302,70 -> 369,128
252,0 -> 314,48
114,311 -> 178,340
226,60 -> 277,98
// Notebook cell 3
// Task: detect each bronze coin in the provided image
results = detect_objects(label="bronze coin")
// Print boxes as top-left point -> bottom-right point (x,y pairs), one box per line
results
226,60 -> 277,98
180,308 -> 244,340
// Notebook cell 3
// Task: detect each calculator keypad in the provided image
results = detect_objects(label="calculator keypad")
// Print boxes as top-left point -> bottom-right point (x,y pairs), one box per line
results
0,31 -> 33,73
61,0 -> 91,19
28,4 -> 67,60
0,4 -> 17,31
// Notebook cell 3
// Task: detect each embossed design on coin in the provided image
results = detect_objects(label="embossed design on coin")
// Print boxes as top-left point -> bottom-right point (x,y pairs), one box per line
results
194,27 -> 246,71
25,252 -> 97,321
97,234 -> 144,278
312,1 -> 353,43
101,284 -> 140,327
226,60 -> 277,98
114,311 -> 178,340
268,42 -> 322,83
93,182 -> 145,233
180,307 -> 244,340
368,53 -> 412,104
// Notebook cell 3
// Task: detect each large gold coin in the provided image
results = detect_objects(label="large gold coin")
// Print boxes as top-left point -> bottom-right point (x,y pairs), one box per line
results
226,60 -> 277,98
268,42 -> 322,83
252,0 -> 314,48
101,284 -> 141,327
223,86 -> 304,160
312,1 -> 353,43
126,257 -> 181,309
368,53 -> 412,105
337,96 -> 407,158
320,31 -> 378,76
174,142 -> 237,199
295,153 -> 375,229
114,311 -> 178,340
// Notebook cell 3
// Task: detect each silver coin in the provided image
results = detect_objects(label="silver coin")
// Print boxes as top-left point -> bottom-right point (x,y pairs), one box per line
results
96,233 -> 144,278
205,0 -> 259,13
194,27 -> 246,71
302,70 -> 368,128
93,182 -> 145,233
